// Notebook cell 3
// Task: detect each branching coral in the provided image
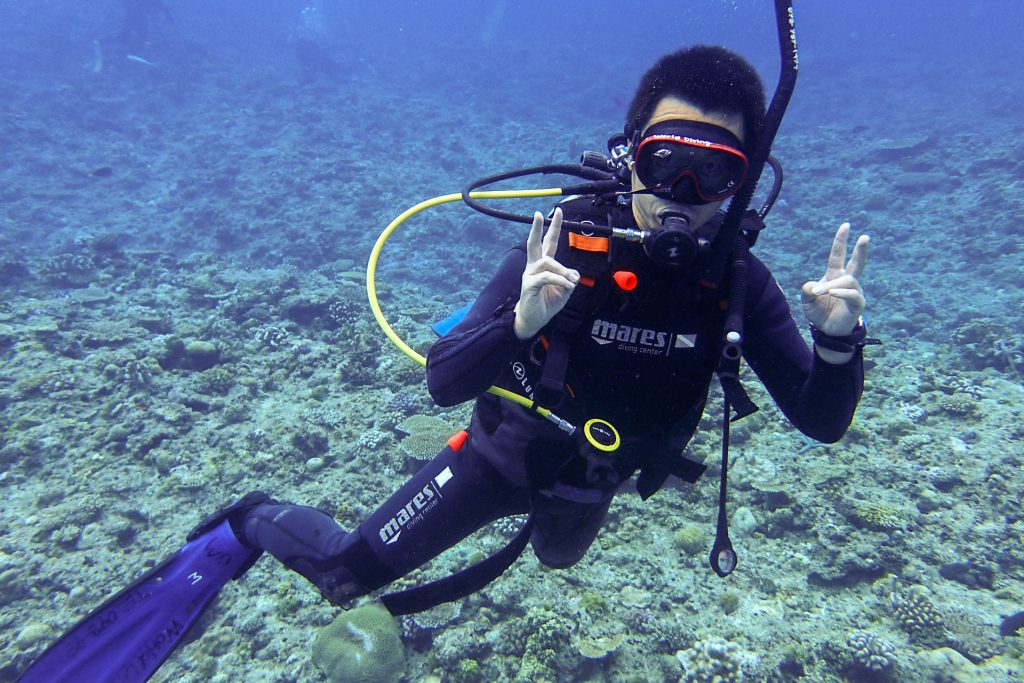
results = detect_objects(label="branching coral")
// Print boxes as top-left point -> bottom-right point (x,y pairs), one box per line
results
952,318 -> 1023,374
677,637 -> 749,683
847,631 -> 898,674
850,501 -> 905,531
890,585 -> 948,648
397,415 -> 457,461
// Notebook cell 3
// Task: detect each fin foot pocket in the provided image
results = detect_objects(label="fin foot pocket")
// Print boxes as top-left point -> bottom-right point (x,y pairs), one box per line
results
189,491 -> 276,545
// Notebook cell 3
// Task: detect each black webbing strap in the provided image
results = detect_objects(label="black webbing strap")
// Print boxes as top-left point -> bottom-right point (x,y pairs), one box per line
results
380,514 -> 535,616
533,283 -> 602,409
636,456 -> 709,500
717,366 -> 758,421
715,235 -> 758,422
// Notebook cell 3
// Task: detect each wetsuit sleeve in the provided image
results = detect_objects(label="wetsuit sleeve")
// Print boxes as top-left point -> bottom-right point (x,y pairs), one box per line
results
426,247 -> 529,407
741,257 -> 864,443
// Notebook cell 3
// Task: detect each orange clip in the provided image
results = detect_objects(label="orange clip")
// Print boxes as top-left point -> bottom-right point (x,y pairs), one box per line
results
447,430 -> 469,452
613,271 -> 638,291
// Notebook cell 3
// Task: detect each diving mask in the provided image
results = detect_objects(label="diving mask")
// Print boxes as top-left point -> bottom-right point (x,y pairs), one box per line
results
634,120 -> 748,205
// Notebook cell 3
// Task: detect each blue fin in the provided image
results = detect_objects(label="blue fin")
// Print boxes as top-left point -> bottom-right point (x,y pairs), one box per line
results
431,303 -> 473,338
18,520 -> 256,683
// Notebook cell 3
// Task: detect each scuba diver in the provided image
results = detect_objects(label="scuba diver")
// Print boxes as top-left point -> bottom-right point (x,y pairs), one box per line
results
19,19 -> 875,683
292,1 -> 345,83
97,0 -> 175,61
208,45 -> 870,608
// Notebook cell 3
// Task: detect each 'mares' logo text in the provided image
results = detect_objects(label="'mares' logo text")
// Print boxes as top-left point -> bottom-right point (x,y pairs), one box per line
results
590,319 -> 696,356
378,467 -> 453,545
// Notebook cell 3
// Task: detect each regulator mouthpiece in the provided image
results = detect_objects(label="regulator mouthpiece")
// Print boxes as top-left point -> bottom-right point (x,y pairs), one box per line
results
643,213 -> 707,269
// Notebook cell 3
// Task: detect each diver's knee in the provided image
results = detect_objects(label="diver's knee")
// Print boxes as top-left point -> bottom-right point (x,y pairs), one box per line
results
532,544 -> 588,569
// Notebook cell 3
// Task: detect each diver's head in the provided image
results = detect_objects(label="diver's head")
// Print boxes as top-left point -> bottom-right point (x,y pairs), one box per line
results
625,46 -> 766,234
629,97 -> 747,234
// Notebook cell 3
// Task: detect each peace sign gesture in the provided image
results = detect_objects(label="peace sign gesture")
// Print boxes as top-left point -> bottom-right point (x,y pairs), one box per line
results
800,222 -> 870,336
513,207 -> 581,340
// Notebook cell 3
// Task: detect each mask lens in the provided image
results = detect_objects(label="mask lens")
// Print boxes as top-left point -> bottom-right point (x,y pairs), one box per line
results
690,148 -> 746,197
635,124 -> 748,204
640,142 -> 684,186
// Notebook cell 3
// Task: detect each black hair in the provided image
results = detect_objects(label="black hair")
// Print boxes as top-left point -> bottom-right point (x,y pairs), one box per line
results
625,45 -> 766,154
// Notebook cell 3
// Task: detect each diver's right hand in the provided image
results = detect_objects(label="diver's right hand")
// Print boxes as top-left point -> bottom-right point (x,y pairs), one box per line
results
513,208 -> 580,340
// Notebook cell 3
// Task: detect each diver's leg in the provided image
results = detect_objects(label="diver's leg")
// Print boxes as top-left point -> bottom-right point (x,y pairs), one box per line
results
529,492 -> 615,569
225,442 -> 528,605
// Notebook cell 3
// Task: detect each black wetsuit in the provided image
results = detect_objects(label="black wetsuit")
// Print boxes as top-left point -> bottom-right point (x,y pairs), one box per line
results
238,198 -> 864,609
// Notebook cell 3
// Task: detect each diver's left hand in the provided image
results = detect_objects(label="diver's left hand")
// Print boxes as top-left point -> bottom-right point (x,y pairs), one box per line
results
800,222 -> 869,336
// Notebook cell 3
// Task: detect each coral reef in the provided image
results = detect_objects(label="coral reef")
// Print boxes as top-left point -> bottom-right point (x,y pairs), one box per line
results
396,414 -> 458,461
937,392 -> 977,417
38,253 -> 96,287
327,297 -> 363,327
575,632 -> 625,659
890,585 -> 949,648
400,601 -> 464,651
2,12 -> 1023,683
677,637 -> 750,683
942,607 -> 1006,664
848,501 -> 905,531
846,631 -> 898,678
953,318 -> 1023,374
254,325 -> 290,349
385,390 -> 422,415
673,523 -> 708,556
357,428 -> 392,450
311,603 -> 406,683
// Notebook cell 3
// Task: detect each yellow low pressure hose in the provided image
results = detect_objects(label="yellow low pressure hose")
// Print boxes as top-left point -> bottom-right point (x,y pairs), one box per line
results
366,188 -> 575,433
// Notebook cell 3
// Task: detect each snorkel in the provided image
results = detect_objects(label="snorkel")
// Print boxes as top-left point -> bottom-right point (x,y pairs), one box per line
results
461,1 -> 798,277
368,0 -> 800,578
705,0 -> 799,578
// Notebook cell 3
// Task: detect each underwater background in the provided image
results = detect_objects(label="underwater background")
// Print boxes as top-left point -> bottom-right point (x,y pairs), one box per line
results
1,1 -> 1023,681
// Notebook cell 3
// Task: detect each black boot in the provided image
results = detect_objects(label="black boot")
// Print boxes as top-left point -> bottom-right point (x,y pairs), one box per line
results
239,502 -> 373,606
188,491 -> 276,578
191,493 -> 373,606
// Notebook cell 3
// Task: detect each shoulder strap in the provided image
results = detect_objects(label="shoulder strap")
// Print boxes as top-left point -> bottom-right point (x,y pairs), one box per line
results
530,198 -> 621,408
533,279 -> 607,408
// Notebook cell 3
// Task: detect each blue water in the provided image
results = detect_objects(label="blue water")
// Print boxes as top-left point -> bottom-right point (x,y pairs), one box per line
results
2,1 -> 1023,682
3,1 -> 1022,261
